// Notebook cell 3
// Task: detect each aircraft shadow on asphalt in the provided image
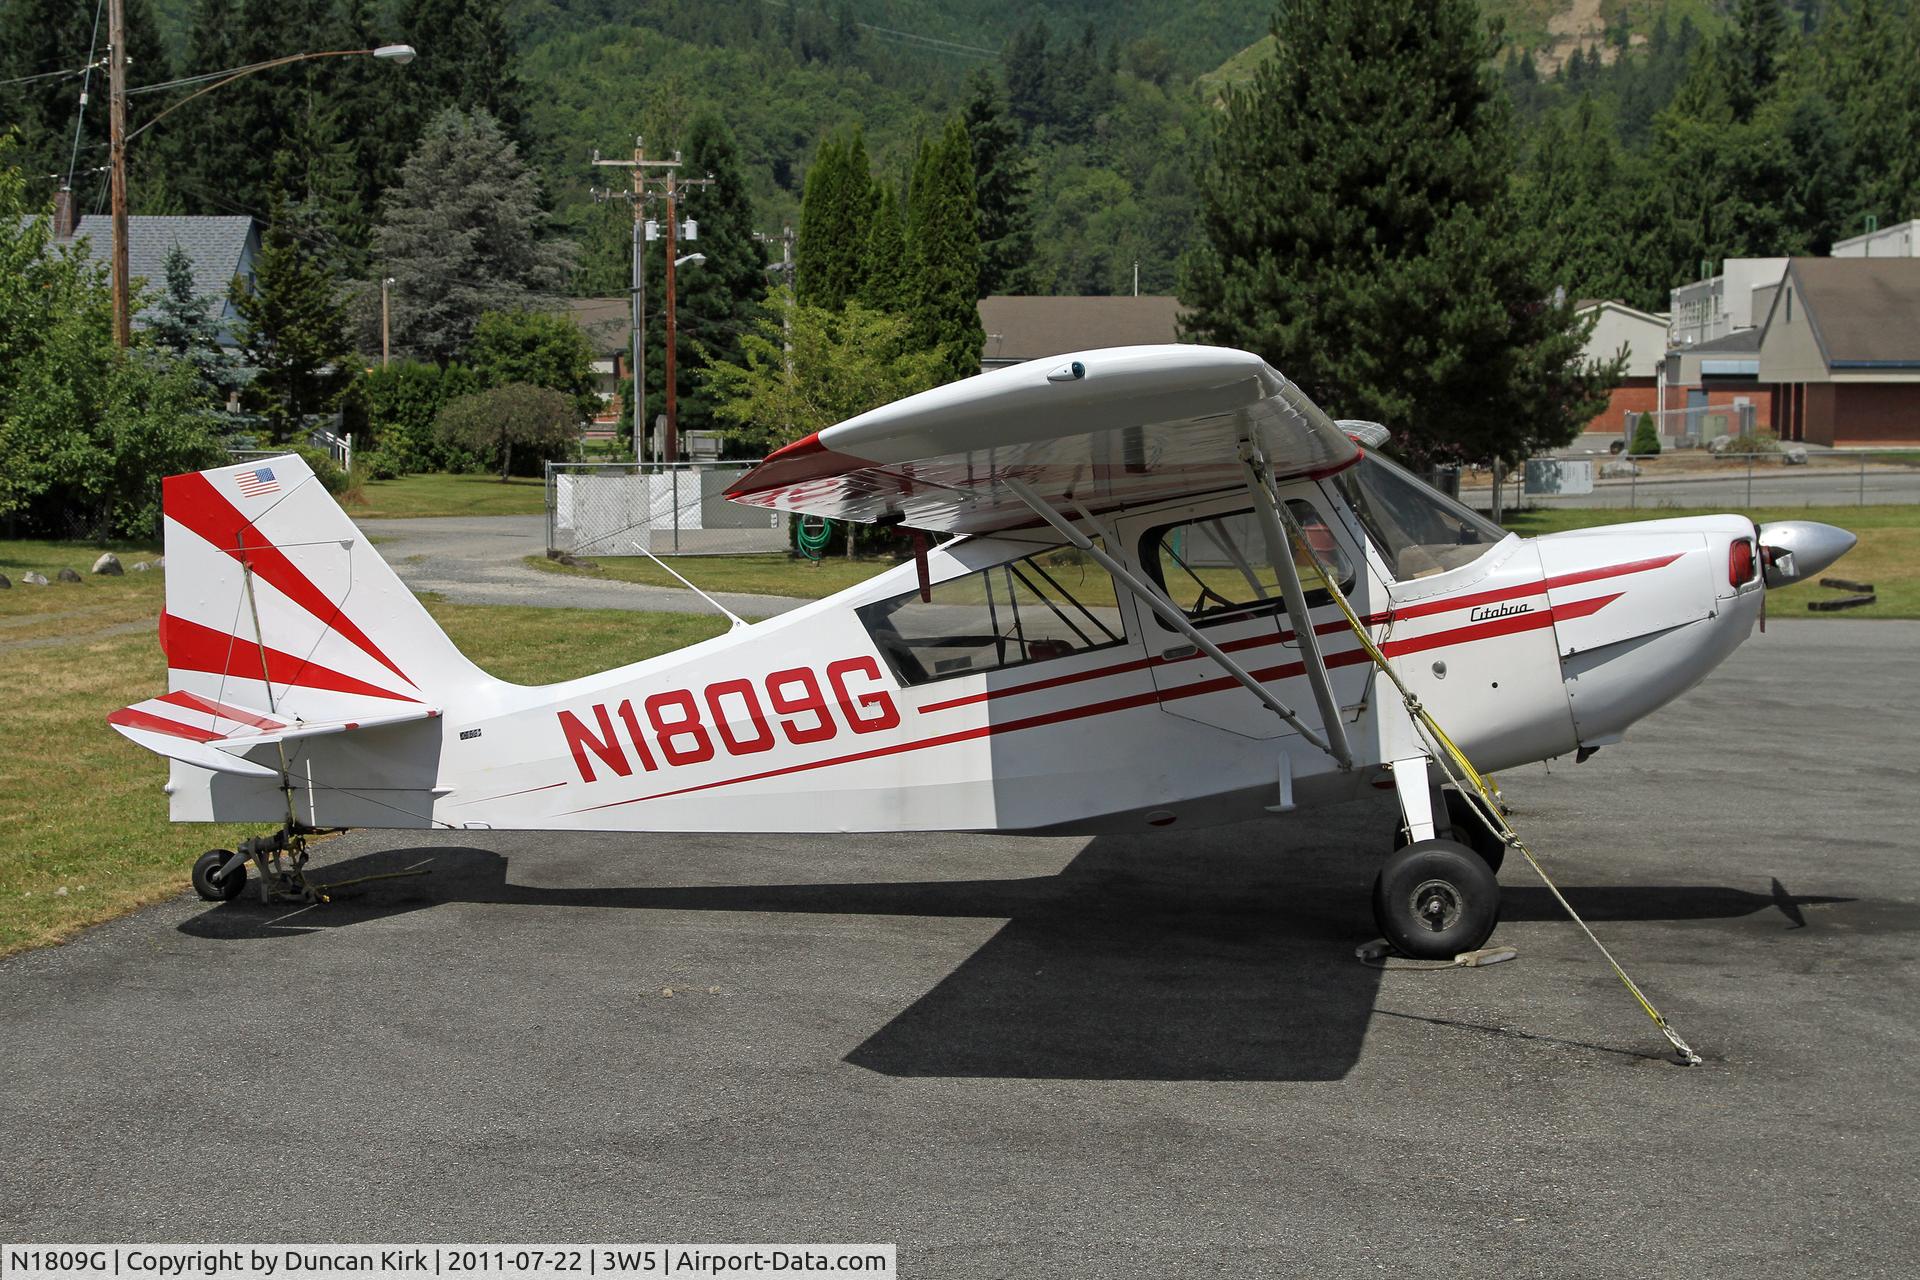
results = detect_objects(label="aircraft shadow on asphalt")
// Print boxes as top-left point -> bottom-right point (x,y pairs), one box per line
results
176,837 -> 1850,1083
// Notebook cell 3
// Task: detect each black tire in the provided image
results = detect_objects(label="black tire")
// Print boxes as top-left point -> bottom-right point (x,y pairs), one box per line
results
1394,789 -> 1507,874
191,849 -> 246,902
1372,839 -> 1500,960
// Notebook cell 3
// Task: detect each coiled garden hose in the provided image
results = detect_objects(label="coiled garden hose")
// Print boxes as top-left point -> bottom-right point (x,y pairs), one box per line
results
796,514 -> 833,560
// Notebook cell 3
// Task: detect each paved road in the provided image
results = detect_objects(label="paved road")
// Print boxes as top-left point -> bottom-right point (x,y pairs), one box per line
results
4,621 -> 1917,1276
357,515 -> 814,618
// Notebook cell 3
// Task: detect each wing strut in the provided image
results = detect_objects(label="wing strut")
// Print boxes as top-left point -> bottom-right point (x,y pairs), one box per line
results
1002,477 -> 1343,763
1238,436 -> 1354,770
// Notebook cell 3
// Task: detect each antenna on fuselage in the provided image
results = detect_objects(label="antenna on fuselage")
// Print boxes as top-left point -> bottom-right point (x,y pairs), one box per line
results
629,542 -> 748,631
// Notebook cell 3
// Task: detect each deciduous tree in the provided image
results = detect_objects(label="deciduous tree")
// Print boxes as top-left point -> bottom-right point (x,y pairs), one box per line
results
699,290 -> 944,453
435,381 -> 577,480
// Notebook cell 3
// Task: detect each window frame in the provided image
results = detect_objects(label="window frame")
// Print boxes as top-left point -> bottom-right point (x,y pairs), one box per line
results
1137,498 -> 1357,632
855,545 -> 1133,690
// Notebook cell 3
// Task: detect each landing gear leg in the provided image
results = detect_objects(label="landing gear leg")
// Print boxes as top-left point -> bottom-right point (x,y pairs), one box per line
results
237,824 -> 322,905
1379,753 -> 1502,959
187,827 -> 318,905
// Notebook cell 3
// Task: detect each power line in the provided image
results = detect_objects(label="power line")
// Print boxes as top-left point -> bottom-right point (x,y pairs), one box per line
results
0,59 -> 100,88
66,0 -> 107,190
751,0 -> 996,59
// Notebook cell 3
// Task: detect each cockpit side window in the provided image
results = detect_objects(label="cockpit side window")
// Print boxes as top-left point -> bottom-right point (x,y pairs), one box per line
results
1332,453 -> 1507,581
855,545 -> 1127,687
1140,502 -> 1355,627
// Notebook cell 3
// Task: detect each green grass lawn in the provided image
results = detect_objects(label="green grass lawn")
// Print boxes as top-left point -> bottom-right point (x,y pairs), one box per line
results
0,550 -> 724,959
1504,505 -> 1919,619
527,551 -> 903,599
342,472 -> 547,519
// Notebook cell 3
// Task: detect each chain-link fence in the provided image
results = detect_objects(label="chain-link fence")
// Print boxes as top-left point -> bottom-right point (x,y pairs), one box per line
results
546,461 -> 789,557
1462,448 -> 1920,511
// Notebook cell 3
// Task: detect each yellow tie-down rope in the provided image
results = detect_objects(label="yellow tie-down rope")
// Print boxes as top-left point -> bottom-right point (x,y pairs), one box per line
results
1280,503 -> 1703,1066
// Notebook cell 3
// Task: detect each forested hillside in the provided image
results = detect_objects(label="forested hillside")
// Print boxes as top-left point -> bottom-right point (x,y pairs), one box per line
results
5,0 -> 1914,314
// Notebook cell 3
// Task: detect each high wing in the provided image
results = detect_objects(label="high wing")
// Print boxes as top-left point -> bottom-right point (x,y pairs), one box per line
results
724,345 -> 1358,535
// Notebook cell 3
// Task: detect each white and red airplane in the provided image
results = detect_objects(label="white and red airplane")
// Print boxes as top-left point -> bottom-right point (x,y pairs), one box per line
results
109,345 -> 1853,959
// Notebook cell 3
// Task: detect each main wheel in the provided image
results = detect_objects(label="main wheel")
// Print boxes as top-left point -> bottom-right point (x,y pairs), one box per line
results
1372,839 -> 1500,960
1394,788 -> 1507,874
191,849 -> 246,902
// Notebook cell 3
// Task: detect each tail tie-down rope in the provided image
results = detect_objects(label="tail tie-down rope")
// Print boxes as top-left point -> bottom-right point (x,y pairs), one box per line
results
1276,499 -> 1703,1066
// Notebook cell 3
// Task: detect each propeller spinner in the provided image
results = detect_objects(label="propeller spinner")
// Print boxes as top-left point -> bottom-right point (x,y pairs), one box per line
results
1757,520 -> 1857,589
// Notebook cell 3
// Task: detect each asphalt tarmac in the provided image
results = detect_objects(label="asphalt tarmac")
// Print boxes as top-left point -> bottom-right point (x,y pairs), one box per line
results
3,621 -> 1916,1277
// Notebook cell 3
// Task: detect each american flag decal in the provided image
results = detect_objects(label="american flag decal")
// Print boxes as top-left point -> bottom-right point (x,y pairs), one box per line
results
235,467 -> 280,498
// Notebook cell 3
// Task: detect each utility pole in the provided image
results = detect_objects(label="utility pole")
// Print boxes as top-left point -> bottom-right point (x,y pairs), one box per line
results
593,139 -> 709,466
107,0 -> 130,348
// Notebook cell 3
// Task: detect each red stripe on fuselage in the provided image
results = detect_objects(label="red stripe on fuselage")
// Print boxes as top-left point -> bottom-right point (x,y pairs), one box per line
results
164,471 -> 416,690
916,555 -> 1675,715
557,590 -> 1622,817
160,612 -> 419,702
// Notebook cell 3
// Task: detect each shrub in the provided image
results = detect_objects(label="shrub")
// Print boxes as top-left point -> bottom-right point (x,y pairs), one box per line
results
355,449 -> 402,481
1629,412 -> 1661,456
355,360 -> 480,473
291,444 -> 350,494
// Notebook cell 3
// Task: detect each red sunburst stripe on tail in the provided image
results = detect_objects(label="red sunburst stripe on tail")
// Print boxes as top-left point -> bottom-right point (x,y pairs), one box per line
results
159,613 -> 420,702
163,471 -> 417,690
107,707 -> 223,743
155,689 -> 286,730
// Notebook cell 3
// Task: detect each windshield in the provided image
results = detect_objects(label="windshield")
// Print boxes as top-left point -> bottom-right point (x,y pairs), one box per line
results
1332,454 -> 1507,580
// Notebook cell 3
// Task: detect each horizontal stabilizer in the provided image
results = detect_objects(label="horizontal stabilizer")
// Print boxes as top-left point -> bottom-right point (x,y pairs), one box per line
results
108,689 -> 440,776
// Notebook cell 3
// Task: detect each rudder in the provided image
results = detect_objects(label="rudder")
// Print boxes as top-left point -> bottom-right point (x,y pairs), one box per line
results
160,454 -> 494,719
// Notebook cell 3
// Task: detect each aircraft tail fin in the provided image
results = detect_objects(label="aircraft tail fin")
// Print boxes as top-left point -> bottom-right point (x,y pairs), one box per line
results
152,453 -> 496,719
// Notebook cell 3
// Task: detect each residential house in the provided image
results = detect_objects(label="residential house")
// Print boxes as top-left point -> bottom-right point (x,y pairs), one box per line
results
48,197 -> 260,345
552,296 -> 633,428
978,295 -> 1186,368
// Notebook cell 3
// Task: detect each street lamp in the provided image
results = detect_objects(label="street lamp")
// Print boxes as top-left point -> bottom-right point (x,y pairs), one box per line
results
106,7 -> 417,346
675,253 -> 706,267
380,277 -> 397,368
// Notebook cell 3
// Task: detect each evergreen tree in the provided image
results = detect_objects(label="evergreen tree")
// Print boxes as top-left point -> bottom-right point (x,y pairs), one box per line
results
795,129 -> 872,309
653,111 -> 766,440
392,0 -> 527,152
1820,0 -> 1920,236
373,109 -> 573,363
1517,97 -> 1656,309
164,0 -> 246,214
147,243 -> 241,405
859,183 -> 911,311
1003,18 -> 1054,134
0,0 -> 169,203
231,194 -> 353,442
1725,0 -> 1792,122
962,69 -> 1036,297
906,118 -> 984,383
1181,0 -> 1613,465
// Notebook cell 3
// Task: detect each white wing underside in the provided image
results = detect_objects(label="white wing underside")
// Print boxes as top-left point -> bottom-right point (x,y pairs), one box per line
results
725,345 -> 1359,534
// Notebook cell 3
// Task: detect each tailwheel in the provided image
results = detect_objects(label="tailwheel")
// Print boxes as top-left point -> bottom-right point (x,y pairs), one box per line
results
1394,787 -> 1508,874
1372,839 -> 1500,960
191,849 -> 247,902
